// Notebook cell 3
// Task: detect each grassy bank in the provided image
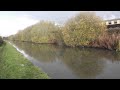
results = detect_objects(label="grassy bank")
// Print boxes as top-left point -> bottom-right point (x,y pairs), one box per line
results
0,42 -> 50,79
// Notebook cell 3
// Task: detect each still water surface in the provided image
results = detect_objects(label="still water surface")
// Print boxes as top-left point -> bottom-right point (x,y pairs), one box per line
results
9,41 -> 120,79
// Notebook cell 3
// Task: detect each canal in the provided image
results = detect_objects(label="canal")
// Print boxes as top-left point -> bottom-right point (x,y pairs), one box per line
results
9,41 -> 120,79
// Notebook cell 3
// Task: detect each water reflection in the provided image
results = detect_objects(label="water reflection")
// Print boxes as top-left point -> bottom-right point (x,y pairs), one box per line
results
10,41 -> 120,79
61,48 -> 105,78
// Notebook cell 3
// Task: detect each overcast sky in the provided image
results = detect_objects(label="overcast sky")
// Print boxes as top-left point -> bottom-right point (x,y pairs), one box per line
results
0,11 -> 120,37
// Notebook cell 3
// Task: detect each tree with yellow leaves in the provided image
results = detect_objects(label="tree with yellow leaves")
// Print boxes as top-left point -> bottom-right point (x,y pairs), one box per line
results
62,12 -> 106,47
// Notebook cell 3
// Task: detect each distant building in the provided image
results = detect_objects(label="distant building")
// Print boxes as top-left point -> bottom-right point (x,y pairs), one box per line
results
105,18 -> 120,29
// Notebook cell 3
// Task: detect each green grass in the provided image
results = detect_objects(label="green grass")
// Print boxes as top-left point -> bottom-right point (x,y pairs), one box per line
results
0,42 -> 50,79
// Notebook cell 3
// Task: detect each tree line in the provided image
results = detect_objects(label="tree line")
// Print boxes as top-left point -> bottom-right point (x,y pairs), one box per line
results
7,12 -> 120,51
8,20 -> 64,45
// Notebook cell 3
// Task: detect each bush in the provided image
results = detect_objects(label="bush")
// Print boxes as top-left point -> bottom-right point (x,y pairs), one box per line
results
62,12 -> 106,47
48,28 -> 65,45
8,21 -> 64,45
89,32 -> 120,51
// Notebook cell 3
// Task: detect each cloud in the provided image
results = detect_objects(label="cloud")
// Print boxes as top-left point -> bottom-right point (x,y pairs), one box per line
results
0,15 -> 39,37
1,11 -> 120,37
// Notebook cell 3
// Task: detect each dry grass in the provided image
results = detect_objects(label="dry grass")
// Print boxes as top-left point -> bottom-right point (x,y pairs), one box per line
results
89,32 -> 120,51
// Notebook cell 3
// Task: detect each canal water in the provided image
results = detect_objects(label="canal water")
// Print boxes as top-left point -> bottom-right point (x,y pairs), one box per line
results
9,41 -> 120,79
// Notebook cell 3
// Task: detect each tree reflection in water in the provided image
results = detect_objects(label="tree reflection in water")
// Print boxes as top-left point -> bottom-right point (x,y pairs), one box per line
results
11,41 -> 120,79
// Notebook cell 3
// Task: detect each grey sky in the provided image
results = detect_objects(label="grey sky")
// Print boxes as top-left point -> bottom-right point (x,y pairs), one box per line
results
0,11 -> 120,36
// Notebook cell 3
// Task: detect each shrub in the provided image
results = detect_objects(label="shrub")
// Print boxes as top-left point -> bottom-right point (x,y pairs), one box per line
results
89,32 -> 120,51
62,12 -> 106,47
8,21 -> 64,45
48,27 -> 65,45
